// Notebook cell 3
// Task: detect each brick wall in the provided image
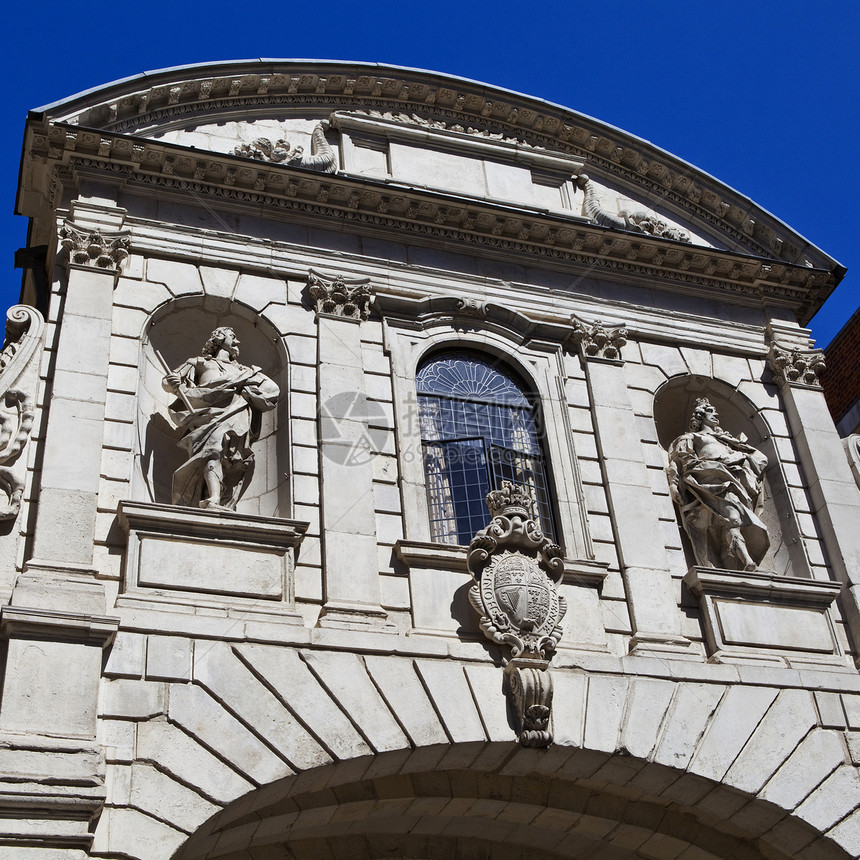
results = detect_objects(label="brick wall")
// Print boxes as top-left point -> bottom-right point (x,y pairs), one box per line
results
823,307 -> 860,423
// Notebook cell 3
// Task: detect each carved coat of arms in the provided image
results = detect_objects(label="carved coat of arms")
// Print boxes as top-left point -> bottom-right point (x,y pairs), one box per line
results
467,482 -> 567,746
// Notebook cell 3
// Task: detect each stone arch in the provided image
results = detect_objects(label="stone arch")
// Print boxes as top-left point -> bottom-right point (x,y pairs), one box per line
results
653,373 -> 810,578
96,639 -> 860,858
171,746 -> 855,860
133,296 -> 291,517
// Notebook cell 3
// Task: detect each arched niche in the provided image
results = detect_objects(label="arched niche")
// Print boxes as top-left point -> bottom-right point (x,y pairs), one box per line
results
653,374 -> 809,578
133,297 -> 291,518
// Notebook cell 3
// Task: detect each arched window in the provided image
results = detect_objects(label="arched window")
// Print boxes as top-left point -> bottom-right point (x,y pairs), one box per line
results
417,351 -> 555,544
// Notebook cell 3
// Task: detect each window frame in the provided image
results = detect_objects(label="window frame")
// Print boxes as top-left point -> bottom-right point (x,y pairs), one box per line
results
384,320 -> 592,559
417,350 -> 556,544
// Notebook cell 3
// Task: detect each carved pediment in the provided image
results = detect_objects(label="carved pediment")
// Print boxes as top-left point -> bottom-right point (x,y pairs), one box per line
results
24,59 -> 841,274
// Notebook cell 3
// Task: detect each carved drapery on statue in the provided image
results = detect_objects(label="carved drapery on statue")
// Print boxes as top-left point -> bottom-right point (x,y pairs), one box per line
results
0,306 -> 44,520
467,482 -> 567,747
161,326 -> 279,511
667,397 -> 769,572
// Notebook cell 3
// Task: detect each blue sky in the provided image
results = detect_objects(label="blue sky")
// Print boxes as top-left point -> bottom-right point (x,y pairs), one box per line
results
2,1 -> 857,345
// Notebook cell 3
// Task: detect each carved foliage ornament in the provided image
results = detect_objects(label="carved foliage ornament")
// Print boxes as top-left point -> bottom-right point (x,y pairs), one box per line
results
571,316 -> 628,361
767,341 -> 825,387
467,482 -> 567,747
60,222 -> 130,271
0,306 -> 44,520
308,269 -> 373,321
234,121 -> 337,174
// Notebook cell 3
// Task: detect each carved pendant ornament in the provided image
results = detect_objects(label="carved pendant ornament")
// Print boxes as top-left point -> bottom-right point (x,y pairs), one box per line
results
0,306 -> 44,520
467,481 -> 567,747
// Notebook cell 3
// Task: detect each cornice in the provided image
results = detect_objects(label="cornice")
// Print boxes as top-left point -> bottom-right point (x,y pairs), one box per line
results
26,60 -> 842,277
25,124 -> 834,323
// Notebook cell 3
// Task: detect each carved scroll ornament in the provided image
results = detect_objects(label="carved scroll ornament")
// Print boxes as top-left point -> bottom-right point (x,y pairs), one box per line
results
0,306 -> 45,520
234,121 -> 337,173
467,482 -> 567,747
576,174 -> 691,243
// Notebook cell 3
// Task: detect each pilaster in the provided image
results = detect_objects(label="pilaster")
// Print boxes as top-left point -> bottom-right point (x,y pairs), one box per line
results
767,332 -> 860,655
311,271 -> 394,631
0,201 -> 125,848
30,201 -> 128,570
574,319 -> 695,659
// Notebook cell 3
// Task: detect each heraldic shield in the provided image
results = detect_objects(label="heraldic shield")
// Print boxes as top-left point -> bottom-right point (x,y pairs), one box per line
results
485,551 -> 559,638
467,482 -> 567,747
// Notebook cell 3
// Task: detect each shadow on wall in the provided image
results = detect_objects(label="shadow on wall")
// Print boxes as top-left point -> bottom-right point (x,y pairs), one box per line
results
133,297 -> 291,518
653,374 -> 811,579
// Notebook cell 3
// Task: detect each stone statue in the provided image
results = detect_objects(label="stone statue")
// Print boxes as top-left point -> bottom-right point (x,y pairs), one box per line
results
161,326 -> 279,511
667,398 -> 769,571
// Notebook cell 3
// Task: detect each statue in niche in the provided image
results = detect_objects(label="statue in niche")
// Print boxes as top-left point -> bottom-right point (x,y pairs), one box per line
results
667,398 -> 769,571
161,326 -> 279,511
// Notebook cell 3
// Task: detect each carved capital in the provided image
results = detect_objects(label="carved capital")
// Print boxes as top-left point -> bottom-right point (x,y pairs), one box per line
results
59,221 -> 130,272
767,340 -> 825,387
468,481 -> 566,746
308,269 -> 373,321
571,316 -> 628,361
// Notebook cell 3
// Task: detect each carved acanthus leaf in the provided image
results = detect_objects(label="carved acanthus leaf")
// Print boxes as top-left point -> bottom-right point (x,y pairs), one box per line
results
571,316 -> 628,361
467,481 -> 566,747
308,269 -> 373,320
767,340 -> 826,387
59,222 -> 130,271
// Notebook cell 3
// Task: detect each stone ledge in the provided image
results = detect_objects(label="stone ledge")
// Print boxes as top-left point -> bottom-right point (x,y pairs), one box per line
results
118,501 -> 309,619
0,606 -> 119,645
118,499 -> 308,546
684,567 -> 847,668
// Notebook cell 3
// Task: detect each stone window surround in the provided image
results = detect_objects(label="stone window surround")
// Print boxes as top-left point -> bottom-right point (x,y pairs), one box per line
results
383,313 -> 592,561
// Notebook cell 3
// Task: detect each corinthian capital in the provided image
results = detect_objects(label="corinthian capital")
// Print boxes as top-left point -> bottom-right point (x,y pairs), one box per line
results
308,269 -> 373,321
571,315 -> 628,361
767,340 -> 826,387
59,221 -> 130,272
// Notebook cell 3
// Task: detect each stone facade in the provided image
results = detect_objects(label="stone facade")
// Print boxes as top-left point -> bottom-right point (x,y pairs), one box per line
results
4,59 -> 860,858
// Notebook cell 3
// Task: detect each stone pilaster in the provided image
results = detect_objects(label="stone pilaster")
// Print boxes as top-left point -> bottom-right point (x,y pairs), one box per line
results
0,202 -> 125,847
311,271 -> 393,630
767,332 -> 860,656
574,322 -> 694,659
29,202 -> 129,573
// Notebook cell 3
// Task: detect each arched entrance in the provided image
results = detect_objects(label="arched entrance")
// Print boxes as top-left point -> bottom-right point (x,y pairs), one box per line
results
173,744 -> 850,859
